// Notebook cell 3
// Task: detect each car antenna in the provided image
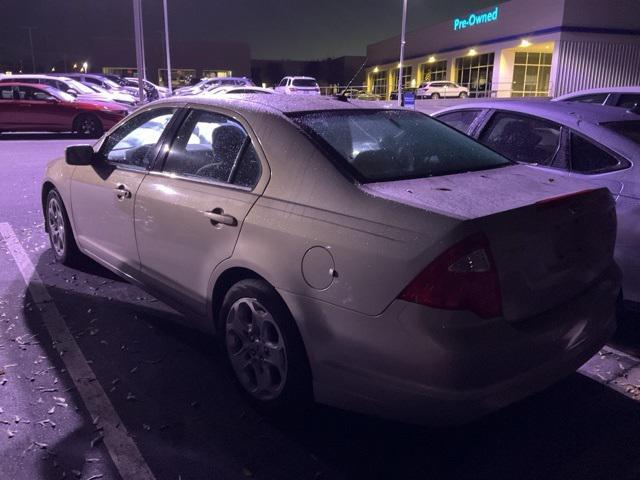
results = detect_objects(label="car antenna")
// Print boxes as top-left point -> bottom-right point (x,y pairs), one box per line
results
335,57 -> 368,102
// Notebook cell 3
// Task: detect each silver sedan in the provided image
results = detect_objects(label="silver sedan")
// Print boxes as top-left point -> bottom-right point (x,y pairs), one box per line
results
433,100 -> 640,310
42,95 -> 619,425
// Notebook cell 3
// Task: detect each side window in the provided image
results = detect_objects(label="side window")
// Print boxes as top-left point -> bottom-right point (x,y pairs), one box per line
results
478,112 -> 562,166
570,134 -> 623,174
31,89 -> 55,101
436,109 -> 482,133
16,86 -> 39,100
100,108 -> 176,168
163,109 -> 261,188
566,93 -> 608,104
616,93 -> 640,109
0,86 -> 15,100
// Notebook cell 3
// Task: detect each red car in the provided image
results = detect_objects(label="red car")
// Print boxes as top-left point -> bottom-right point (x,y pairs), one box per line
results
0,82 -> 128,137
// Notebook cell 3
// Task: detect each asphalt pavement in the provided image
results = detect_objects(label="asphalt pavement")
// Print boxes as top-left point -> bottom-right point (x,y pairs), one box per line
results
1,132 -> 640,480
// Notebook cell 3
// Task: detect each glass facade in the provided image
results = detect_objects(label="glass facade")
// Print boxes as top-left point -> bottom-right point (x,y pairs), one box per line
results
420,61 -> 447,83
511,52 -> 552,97
391,66 -> 413,91
455,53 -> 494,97
371,70 -> 388,96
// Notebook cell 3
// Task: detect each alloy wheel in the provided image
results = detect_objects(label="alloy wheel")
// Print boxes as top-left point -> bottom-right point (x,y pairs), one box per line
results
225,297 -> 288,401
47,197 -> 66,258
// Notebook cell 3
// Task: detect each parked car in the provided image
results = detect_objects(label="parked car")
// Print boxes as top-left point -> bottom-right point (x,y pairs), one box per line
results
62,73 -> 139,97
433,100 -> 639,309
390,88 -> 417,100
275,76 -> 320,95
79,82 -> 137,106
42,96 -> 619,424
339,88 -> 380,101
0,82 -> 128,136
0,74 -> 118,105
204,86 -> 275,96
553,86 -> 640,109
417,81 -> 469,99
175,77 -> 254,96
123,77 -> 170,98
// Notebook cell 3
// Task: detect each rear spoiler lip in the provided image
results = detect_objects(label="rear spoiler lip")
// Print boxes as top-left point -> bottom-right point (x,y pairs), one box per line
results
535,188 -> 600,210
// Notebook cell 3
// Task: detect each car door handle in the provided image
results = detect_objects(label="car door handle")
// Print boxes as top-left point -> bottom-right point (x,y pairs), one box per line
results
114,183 -> 132,200
203,208 -> 237,227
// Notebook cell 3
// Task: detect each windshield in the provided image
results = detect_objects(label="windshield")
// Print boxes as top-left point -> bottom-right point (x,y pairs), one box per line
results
66,79 -> 95,94
290,110 -> 512,182
604,121 -> 640,145
44,86 -> 75,102
292,79 -> 318,88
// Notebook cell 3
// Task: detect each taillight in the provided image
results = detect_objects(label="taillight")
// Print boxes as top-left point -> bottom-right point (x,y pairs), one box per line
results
399,233 -> 502,318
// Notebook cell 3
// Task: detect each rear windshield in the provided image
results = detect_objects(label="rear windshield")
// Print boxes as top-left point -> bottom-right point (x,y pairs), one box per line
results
290,110 -> 512,182
604,121 -> 640,145
292,79 -> 318,88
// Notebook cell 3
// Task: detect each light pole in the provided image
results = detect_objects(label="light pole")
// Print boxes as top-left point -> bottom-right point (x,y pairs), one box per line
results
19,26 -> 37,73
132,0 -> 145,102
162,0 -> 173,94
397,0 -> 408,107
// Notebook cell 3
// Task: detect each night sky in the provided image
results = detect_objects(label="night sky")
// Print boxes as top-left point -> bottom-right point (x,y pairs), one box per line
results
0,0 -> 498,61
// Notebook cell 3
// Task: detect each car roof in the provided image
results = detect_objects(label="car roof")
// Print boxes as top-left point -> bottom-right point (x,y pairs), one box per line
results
554,86 -> 640,100
151,93 -> 392,114
434,99 -> 640,160
0,82 -> 49,88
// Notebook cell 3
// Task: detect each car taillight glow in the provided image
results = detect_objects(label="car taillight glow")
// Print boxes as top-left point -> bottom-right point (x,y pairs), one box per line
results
399,232 -> 502,318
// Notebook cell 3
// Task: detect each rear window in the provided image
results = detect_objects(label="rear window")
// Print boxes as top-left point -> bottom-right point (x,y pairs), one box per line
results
292,79 -> 318,88
289,110 -> 511,183
603,121 -> 640,145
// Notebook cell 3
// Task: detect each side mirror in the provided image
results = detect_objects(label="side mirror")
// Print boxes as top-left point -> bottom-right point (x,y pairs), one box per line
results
66,145 -> 95,166
67,89 -> 78,96
46,97 -> 59,104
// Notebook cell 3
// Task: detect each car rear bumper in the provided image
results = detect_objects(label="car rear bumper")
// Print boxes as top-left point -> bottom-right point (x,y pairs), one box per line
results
280,264 -> 619,425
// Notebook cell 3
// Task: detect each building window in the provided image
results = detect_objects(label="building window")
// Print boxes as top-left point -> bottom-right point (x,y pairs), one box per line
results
102,67 -> 138,78
371,70 -> 387,96
420,61 -> 447,83
511,52 -> 552,97
455,53 -> 494,97
202,70 -> 233,78
391,66 -> 413,91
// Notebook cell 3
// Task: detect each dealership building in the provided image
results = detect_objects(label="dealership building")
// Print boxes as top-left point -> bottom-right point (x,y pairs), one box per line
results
365,0 -> 640,99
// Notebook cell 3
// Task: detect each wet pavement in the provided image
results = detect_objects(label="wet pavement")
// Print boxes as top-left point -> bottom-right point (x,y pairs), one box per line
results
1,133 -> 640,480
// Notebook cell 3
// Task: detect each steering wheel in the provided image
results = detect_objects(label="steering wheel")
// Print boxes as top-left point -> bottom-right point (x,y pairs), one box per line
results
195,162 -> 222,178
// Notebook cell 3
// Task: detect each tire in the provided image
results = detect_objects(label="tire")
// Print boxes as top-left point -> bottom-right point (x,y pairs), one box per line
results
74,114 -> 103,138
218,278 -> 312,414
45,189 -> 81,266
459,92 -> 469,98
431,92 -> 440,99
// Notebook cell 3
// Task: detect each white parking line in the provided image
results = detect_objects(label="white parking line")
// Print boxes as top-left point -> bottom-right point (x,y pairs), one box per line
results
0,222 -> 156,480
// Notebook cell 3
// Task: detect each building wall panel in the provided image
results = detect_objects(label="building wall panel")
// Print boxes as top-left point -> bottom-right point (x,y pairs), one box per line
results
554,40 -> 640,95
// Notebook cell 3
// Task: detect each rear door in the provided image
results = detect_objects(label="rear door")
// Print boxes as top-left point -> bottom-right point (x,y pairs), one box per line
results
70,106 -> 178,276
134,107 -> 267,314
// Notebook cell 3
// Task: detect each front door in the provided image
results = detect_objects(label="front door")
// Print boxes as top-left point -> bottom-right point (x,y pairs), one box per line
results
135,107 -> 266,314
70,106 -> 178,276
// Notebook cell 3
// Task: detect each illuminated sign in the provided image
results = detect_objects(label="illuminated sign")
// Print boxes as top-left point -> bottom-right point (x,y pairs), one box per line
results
453,6 -> 499,31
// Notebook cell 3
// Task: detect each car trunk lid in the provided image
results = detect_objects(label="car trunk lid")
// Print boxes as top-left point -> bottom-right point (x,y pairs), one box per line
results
361,165 -> 617,321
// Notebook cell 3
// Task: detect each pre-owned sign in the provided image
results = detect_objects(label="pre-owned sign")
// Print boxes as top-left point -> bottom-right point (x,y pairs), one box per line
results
453,6 -> 499,31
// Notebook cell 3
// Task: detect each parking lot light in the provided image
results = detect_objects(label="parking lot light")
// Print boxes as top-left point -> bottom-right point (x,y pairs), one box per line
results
82,61 -> 88,73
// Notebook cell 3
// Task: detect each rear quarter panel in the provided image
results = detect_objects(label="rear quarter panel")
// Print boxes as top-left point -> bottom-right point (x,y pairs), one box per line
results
220,110 -> 462,316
